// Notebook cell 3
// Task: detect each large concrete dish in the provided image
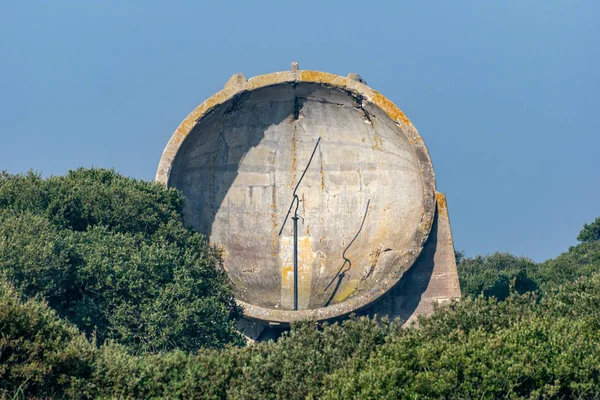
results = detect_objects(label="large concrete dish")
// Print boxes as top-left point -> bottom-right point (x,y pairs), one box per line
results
156,70 -> 437,323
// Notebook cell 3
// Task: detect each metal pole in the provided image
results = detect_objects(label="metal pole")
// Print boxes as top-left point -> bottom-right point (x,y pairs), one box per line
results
293,214 -> 299,311
278,137 -> 321,312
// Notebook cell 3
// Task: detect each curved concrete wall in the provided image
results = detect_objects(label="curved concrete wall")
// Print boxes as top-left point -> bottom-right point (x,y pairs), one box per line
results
157,70 -> 437,323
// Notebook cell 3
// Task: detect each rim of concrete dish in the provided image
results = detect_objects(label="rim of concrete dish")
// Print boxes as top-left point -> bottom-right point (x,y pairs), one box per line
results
156,68 -> 437,324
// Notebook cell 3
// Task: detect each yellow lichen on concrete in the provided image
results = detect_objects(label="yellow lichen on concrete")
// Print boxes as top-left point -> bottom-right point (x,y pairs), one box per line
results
281,265 -> 294,306
370,92 -> 412,126
435,192 -> 448,216
280,236 -> 316,310
290,129 -> 297,188
299,70 -> 348,87
246,71 -> 295,91
332,281 -> 359,303
319,151 -> 325,190
372,131 -> 383,151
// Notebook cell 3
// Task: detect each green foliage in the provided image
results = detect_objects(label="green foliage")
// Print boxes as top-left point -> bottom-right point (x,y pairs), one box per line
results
0,279 -> 95,399
458,217 -> 600,300
226,318 -> 390,400
7,275 -> 600,399
530,240 -> 600,291
0,168 -> 243,353
81,317 -> 390,399
577,216 -> 600,243
458,252 -> 538,299
0,168 -> 184,235
4,271 -> 600,398
88,343 -> 240,399
66,224 -> 243,352
2,167 -> 600,398
0,211 -> 74,311
323,275 -> 600,399
0,292 -> 391,399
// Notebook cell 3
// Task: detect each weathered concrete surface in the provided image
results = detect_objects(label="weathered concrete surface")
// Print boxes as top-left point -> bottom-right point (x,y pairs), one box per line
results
156,68 -> 439,324
362,192 -> 461,325
239,192 -> 461,340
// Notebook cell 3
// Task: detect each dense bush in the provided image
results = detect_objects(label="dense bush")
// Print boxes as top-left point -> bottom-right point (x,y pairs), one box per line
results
2,167 -> 600,398
84,318 -> 390,399
577,216 -> 600,243
458,252 -> 538,299
0,169 -> 184,235
0,281 -> 389,399
324,276 -> 600,399
0,279 -> 94,399
458,218 -> 600,299
530,240 -> 600,291
5,272 -> 600,399
0,169 -> 243,352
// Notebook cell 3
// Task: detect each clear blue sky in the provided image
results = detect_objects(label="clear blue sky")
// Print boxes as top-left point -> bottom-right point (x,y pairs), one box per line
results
1,1 -> 598,262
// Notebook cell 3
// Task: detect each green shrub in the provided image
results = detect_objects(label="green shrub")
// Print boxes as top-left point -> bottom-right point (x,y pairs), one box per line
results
0,279 -> 95,399
226,318 -> 390,400
4,273 -> 600,399
458,252 -> 538,299
86,342 -> 245,399
530,240 -> 600,291
0,168 -> 184,235
79,317 -> 390,399
84,275 -> 600,399
458,218 -> 600,301
577,217 -> 600,243
0,169 -> 243,353
0,211 -> 74,313
322,275 -> 600,399
3,167 -> 600,398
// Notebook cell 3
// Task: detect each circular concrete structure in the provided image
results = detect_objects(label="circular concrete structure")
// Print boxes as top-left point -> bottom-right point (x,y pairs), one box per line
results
157,69 -> 436,324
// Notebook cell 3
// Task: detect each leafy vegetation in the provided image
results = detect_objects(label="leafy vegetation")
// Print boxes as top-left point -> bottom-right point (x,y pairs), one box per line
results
458,221 -> 600,299
3,271 -> 600,399
0,169 -> 243,354
458,252 -> 538,299
1,167 -> 600,398
0,279 -> 94,398
577,216 -> 600,243
324,277 -> 600,399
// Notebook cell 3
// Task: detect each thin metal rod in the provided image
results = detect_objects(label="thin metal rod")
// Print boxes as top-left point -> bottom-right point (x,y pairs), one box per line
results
279,137 -> 321,236
292,137 -> 321,197
293,214 -> 298,310
278,137 -> 321,312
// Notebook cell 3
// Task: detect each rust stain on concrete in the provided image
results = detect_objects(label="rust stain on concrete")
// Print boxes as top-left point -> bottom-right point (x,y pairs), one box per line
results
290,126 -> 298,188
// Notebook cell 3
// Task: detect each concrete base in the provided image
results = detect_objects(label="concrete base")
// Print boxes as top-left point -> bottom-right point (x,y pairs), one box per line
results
236,318 -> 283,343
238,191 -> 460,340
